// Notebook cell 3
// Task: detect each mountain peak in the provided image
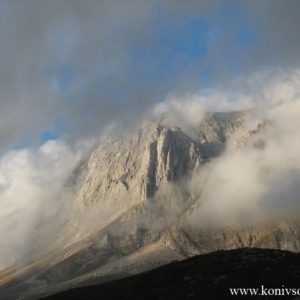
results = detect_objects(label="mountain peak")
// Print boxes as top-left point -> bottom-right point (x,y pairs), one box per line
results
3,109 -> 299,300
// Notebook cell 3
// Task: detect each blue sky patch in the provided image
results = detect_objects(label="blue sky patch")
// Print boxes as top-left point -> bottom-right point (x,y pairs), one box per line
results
128,7 -> 209,85
40,131 -> 59,144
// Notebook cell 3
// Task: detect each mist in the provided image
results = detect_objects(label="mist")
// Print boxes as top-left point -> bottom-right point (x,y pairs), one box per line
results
0,140 -> 88,269
186,70 -> 300,227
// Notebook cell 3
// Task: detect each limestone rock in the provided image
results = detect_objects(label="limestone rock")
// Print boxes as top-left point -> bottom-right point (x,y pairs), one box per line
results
196,110 -> 249,158
234,120 -> 271,149
74,121 -> 202,220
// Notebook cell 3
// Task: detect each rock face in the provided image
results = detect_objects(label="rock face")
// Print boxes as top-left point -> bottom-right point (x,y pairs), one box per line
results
75,121 -> 202,214
1,109 -> 300,300
70,110 -> 300,259
234,120 -> 270,149
74,111 -> 250,223
196,111 -> 249,158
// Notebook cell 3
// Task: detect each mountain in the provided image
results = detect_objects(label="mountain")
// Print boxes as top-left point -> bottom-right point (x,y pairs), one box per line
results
1,110 -> 300,299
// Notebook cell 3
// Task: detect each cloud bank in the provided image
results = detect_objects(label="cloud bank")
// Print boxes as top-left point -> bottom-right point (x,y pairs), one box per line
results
0,140 -> 85,269
186,70 -> 300,227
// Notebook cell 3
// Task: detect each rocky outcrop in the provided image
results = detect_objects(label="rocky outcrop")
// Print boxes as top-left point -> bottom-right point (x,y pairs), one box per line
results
196,111 -> 249,158
70,109 -> 300,262
234,120 -> 271,149
75,111 -> 249,214
74,121 -> 202,222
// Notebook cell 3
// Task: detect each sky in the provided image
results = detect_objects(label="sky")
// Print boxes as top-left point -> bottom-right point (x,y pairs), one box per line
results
0,0 -> 299,151
1,0 -> 300,269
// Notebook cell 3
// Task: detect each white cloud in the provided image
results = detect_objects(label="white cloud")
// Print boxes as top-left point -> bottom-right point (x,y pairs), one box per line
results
186,70 -> 300,227
0,140 -> 83,269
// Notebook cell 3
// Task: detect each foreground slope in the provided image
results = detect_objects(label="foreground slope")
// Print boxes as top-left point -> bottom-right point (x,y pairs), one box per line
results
42,248 -> 300,300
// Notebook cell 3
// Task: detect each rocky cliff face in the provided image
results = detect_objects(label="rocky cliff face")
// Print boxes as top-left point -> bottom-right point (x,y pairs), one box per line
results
76,121 -> 201,208
74,111 -> 249,215
70,109 -> 300,258
2,109 -> 300,300
196,111 -> 250,157
75,109 -> 300,273
73,120 -> 204,236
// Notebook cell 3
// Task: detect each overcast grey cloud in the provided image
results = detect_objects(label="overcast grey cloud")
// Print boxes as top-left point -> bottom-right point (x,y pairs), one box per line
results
0,0 -> 154,149
243,0 -> 300,70
0,0 -> 299,150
